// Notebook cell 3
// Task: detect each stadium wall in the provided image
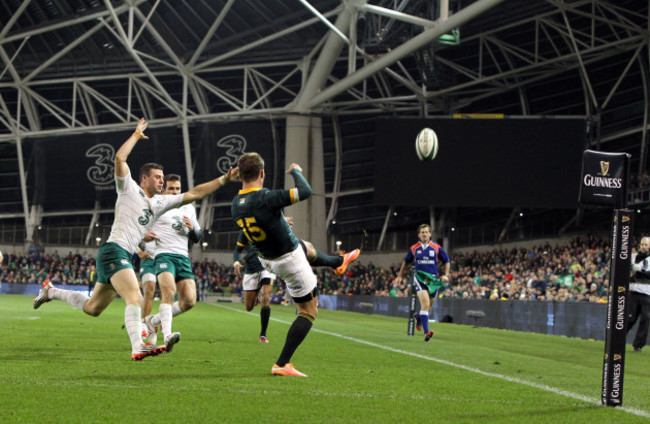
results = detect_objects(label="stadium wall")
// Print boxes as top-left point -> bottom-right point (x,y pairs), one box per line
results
318,295 -> 649,345
2,283 -> 646,345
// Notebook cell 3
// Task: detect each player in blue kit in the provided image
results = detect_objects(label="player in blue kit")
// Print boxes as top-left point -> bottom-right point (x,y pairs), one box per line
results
394,224 -> 450,342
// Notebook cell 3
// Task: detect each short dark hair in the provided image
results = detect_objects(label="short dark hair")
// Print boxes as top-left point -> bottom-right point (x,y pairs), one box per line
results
238,152 -> 264,183
140,163 -> 163,180
164,174 -> 181,189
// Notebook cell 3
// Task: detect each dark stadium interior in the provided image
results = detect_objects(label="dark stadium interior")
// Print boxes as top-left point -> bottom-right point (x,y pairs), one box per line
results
1,0 -> 650,250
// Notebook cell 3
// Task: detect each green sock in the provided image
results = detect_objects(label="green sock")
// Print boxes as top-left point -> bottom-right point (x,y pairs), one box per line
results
309,250 -> 343,268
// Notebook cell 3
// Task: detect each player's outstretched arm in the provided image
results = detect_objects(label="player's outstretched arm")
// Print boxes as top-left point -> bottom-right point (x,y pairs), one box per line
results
115,118 -> 149,178
286,163 -> 312,202
181,167 -> 239,205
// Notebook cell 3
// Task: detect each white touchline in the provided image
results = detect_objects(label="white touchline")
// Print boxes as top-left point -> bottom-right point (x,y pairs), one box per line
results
210,303 -> 650,419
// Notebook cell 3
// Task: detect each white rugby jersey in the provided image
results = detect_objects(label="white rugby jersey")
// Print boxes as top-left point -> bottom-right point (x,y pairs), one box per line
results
151,203 -> 199,257
142,240 -> 157,257
107,173 -> 183,254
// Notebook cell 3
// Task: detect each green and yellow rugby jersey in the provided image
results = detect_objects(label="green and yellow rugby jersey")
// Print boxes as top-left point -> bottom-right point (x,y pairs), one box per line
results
233,231 -> 265,273
231,170 -> 311,260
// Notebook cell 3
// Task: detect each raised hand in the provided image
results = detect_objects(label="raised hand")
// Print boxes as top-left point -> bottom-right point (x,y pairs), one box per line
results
286,163 -> 302,174
225,167 -> 239,182
134,118 -> 149,140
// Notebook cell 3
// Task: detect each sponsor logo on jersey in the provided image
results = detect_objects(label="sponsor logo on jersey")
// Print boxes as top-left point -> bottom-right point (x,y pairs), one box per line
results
239,198 -> 246,205
416,249 -> 422,255
120,259 -> 129,265
160,263 -> 168,269
429,250 -> 435,256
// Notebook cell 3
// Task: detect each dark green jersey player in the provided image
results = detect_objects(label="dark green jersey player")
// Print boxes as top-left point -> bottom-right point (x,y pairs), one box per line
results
234,231 -> 265,273
231,180 -> 308,260
233,232 -> 275,343
231,152 -> 317,377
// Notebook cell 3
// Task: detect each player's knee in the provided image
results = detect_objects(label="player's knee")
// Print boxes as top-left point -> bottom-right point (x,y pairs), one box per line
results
181,298 -> 195,311
84,305 -> 102,317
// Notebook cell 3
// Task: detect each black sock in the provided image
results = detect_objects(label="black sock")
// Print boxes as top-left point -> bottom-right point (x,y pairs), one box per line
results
276,313 -> 314,367
309,250 -> 343,268
260,306 -> 270,337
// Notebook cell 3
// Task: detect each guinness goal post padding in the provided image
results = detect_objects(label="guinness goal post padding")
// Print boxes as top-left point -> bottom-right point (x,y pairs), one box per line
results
579,150 -> 630,208
602,209 -> 633,406
579,150 -> 633,406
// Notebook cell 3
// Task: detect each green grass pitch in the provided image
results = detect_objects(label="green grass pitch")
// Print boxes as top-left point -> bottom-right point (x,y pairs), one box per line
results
1,294 -> 649,423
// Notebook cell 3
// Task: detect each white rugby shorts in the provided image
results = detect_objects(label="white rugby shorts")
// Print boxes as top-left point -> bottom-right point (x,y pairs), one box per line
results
242,269 -> 276,291
258,245 -> 316,299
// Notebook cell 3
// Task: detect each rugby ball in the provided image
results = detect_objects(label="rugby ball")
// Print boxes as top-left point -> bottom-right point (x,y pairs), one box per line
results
415,128 -> 438,161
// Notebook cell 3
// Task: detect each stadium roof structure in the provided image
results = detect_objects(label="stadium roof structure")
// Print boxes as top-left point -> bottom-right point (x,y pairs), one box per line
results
0,0 -> 648,248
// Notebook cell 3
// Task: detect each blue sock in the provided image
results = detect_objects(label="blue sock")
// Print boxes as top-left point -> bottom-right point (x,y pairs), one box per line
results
420,312 -> 430,333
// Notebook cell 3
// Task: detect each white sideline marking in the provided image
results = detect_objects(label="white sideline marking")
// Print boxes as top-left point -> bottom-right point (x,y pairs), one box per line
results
210,303 -> 650,419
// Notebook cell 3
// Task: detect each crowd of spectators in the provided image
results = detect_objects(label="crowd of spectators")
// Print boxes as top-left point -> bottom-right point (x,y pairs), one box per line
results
0,234 -> 622,304
312,234 -> 613,303
0,245 -> 95,286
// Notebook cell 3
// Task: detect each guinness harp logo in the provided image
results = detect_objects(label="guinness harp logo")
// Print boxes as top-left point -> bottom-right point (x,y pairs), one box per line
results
614,354 -> 622,361
600,161 -> 610,176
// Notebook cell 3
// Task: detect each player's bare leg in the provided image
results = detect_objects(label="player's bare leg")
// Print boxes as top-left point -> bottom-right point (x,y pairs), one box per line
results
82,282 -> 118,316
141,279 -> 156,318
243,290 -> 258,311
176,278 -> 196,313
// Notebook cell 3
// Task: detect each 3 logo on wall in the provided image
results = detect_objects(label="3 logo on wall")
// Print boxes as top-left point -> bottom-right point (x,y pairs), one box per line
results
216,134 -> 246,174
85,143 -> 115,190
